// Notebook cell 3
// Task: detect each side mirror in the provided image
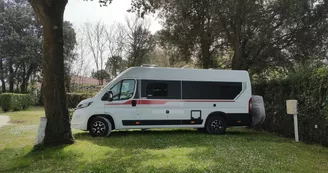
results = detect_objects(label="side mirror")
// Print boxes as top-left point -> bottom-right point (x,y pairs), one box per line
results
102,91 -> 114,101
108,91 -> 113,101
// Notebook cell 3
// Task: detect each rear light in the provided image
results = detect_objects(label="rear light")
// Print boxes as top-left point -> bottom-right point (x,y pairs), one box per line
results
249,98 -> 252,113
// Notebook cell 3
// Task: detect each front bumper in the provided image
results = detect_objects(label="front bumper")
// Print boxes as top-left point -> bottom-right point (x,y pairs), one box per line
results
71,109 -> 89,130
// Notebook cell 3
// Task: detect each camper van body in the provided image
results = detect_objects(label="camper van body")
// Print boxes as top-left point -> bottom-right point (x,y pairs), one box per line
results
71,67 -> 252,136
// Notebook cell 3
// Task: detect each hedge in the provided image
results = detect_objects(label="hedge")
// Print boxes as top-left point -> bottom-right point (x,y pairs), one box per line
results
66,93 -> 93,108
0,93 -> 32,112
252,67 -> 328,146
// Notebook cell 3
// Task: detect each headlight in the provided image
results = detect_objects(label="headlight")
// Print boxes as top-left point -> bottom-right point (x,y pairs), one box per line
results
76,101 -> 93,110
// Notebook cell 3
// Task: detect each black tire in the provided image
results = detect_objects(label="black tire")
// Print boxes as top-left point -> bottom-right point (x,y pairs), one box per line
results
89,116 -> 112,137
206,116 -> 227,135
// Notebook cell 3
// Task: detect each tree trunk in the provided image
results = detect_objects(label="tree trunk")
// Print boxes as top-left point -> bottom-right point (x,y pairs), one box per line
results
232,39 -> 248,70
20,64 -> 27,93
0,58 -> 5,92
232,44 -> 242,70
201,42 -> 211,69
9,64 -> 14,92
231,0 -> 243,70
21,64 -> 36,93
21,78 -> 27,93
65,75 -> 71,92
29,0 -> 74,145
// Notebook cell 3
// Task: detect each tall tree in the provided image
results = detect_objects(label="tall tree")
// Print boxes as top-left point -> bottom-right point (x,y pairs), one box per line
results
71,32 -> 91,81
129,0 -> 328,73
84,21 -> 107,85
63,21 -> 77,92
123,16 -> 154,67
91,69 -> 110,83
0,0 -> 42,93
0,0 -> 5,92
28,0 -> 74,145
104,23 -> 127,77
105,55 -> 127,78
130,0 -> 223,69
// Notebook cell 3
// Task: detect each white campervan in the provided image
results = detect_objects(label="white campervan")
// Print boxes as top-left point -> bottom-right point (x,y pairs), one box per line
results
71,66 -> 253,137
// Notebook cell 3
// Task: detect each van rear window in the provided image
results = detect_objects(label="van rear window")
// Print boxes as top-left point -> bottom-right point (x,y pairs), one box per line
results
182,81 -> 242,100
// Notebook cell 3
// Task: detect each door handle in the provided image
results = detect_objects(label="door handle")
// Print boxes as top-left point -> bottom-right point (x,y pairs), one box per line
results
132,100 -> 137,107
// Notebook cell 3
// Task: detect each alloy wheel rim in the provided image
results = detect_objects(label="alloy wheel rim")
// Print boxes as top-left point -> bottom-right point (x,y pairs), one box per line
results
92,121 -> 106,135
210,120 -> 223,132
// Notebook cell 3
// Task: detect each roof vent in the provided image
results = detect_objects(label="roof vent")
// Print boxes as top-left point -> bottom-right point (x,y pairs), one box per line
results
140,64 -> 159,67
209,68 -> 223,70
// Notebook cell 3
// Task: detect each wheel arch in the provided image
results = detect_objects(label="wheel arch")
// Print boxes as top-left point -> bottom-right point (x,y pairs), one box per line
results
88,114 -> 116,130
205,111 -> 227,125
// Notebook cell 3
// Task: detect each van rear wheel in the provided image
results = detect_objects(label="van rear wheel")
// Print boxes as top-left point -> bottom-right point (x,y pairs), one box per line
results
206,116 -> 227,135
89,116 -> 112,137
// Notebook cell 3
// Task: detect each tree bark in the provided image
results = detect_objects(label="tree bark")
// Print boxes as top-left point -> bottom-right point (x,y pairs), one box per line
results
29,0 -> 74,145
21,77 -> 27,93
231,0 -> 244,70
0,58 -> 5,92
65,73 -> 71,92
8,63 -> 14,92
20,63 -> 27,93
231,43 -> 242,70
21,64 -> 36,93
232,39 -> 248,70
201,40 -> 211,69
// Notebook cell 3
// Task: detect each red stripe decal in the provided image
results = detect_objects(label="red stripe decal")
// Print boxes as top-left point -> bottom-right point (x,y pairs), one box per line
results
182,100 -> 235,102
105,99 -> 234,105
140,100 -> 168,104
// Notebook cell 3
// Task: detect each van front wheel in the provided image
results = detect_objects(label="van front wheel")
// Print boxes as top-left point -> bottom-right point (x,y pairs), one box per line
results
206,116 -> 227,135
89,116 -> 112,137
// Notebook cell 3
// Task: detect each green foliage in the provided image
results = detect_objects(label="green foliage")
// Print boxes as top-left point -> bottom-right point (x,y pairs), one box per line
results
105,56 -> 128,78
91,70 -> 110,83
0,93 -> 32,112
66,93 -> 93,108
253,66 -> 328,146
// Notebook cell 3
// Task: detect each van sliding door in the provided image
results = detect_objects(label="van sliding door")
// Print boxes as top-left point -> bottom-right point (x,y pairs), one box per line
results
137,80 -> 183,126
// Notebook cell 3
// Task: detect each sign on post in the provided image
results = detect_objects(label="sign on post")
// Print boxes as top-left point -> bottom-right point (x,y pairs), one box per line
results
286,100 -> 299,142
286,100 -> 298,114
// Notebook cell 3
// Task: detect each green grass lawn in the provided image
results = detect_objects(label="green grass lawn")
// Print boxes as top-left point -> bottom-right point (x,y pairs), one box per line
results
1,107 -> 328,173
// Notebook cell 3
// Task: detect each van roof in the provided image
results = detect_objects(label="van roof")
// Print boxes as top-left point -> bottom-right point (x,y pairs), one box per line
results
119,66 -> 250,82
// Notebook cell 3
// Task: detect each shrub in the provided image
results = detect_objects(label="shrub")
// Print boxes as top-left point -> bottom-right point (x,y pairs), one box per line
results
0,93 -> 32,112
252,67 -> 328,147
66,93 -> 93,108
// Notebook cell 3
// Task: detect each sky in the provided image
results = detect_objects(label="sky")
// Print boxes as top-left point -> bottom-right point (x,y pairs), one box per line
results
64,0 -> 162,34
63,0 -> 163,76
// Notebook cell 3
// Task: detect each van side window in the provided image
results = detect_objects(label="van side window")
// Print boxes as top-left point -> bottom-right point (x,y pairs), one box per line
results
146,83 -> 168,97
182,81 -> 242,100
108,79 -> 135,101
120,80 -> 136,100
219,82 -> 243,99
110,81 -> 122,101
141,80 -> 181,99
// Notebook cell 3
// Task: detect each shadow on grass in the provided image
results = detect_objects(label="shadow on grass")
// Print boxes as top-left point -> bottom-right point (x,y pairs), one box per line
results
75,127 -> 256,138
73,127 -> 287,150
